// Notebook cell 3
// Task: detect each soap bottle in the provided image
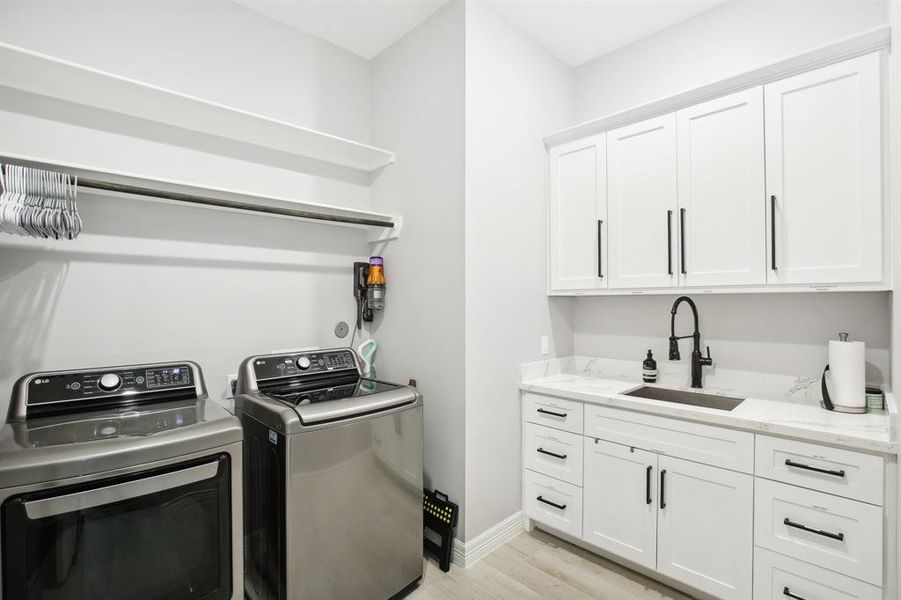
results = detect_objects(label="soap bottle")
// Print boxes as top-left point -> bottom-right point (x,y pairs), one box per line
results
642,350 -> 658,383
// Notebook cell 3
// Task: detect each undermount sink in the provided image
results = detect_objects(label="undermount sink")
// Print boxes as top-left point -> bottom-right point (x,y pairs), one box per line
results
624,385 -> 745,411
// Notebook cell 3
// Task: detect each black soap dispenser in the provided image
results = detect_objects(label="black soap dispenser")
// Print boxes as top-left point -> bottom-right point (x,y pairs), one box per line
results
642,350 -> 658,383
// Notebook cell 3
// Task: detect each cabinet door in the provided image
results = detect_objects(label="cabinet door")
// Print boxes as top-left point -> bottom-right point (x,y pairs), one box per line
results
607,114 -> 678,289
548,135 -> 607,291
677,88 -> 766,286
657,455 -> 753,600
764,52 -> 882,284
583,438 -> 657,570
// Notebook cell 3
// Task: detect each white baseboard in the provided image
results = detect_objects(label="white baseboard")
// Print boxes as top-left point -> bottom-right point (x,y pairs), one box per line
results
452,511 -> 524,568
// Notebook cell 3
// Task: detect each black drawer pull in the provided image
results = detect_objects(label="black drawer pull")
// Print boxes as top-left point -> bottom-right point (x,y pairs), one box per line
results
659,469 -> 666,509
679,208 -> 686,275
783,517 -> 844,541
783,587 -> 806,600
537,447 -> 567,460
536,408 -> 566,418
645,465 -> 653,505
784,459 -> 845,478
537,496 -> 566,510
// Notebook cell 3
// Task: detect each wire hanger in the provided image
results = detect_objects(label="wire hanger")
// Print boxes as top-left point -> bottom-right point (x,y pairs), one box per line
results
0,163 -> 82,240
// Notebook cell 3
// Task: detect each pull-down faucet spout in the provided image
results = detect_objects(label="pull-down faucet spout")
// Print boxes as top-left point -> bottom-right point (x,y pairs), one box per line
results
669,296 -> 712,388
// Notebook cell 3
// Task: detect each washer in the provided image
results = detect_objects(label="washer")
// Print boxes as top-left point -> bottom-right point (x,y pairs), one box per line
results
235,347 -> 423,600
0,361 -> 243,600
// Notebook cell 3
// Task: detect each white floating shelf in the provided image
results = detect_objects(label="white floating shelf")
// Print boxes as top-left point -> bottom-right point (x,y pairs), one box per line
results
1,153 -> 400,234
0,43 -> 396,173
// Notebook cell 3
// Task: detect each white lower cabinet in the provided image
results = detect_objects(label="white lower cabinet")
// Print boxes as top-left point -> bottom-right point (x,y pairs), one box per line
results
582,438 -> 752,599
754,478 -> 883,586
656,455 -> 753,600
523,469 -> 582,539
522,394 -> 889,599
754,547 -> 883,600
583,439 -> 657,570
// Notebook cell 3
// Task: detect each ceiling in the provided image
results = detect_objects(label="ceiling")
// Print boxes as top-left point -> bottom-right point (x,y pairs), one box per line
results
234,0 -> 451,60
235,0 -> 727,66
482,0 -> 728,67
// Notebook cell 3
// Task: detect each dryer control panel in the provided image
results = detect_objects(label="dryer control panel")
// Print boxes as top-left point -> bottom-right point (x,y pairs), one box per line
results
11,362 -> 201,420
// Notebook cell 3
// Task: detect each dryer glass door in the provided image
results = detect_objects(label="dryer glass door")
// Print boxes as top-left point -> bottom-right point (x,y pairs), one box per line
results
2,454 -> 232,600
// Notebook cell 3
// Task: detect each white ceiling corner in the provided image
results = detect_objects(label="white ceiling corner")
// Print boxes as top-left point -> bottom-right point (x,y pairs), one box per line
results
479,0 -> 728,67
234,0 -> 452,60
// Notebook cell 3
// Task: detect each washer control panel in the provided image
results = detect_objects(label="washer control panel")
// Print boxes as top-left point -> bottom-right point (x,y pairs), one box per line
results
253,349 -> 358,381
24,363 -> 196,411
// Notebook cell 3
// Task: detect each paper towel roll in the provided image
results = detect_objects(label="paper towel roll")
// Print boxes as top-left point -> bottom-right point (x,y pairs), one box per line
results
827,338 -> 866,411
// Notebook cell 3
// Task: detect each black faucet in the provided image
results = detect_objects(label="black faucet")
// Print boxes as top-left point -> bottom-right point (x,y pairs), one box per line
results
669,296 -> 712,388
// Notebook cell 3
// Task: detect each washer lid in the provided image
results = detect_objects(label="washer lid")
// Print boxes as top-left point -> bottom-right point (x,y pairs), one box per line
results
0,398 -> 241,489
261,376 -> 416,425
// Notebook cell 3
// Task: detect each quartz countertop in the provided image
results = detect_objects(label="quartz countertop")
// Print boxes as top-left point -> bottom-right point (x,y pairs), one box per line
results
519,357 -> 897,455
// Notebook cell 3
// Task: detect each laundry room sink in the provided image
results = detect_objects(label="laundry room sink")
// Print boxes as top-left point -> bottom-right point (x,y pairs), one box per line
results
624,386 -> 745,411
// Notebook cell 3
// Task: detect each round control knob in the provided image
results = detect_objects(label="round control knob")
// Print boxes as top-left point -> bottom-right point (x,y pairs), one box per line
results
97,373 -> 122,392
296,356 -> 312,370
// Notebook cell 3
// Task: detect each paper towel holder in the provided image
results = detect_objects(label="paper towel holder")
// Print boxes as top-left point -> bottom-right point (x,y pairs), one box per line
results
821,332 -> 867,414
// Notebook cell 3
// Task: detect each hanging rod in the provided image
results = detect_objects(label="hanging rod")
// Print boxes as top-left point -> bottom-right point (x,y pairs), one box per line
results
0,155 -> 397,229
76,178 -> 394,227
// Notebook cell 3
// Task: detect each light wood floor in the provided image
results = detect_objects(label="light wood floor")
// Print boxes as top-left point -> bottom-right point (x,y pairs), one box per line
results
405,529 -> 694,600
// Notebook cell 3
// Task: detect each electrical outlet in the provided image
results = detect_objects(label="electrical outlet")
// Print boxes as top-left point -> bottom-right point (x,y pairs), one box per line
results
540,336 -> 549,356
225,374 -> 237,399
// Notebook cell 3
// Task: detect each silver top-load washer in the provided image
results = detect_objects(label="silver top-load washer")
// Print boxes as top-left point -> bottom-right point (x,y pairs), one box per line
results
235,347 -> 423,600
0,361 -> 243,600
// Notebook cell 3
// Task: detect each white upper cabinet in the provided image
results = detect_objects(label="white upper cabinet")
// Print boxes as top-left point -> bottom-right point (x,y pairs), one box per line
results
764,53 -> 882,285
546,51 -> 885,295
676,88 -> 766,287
548,135 -> 607,291
607,114 -> 678,289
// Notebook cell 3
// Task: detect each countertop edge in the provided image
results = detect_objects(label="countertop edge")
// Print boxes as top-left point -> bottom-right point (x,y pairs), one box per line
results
519,381 -> 898,455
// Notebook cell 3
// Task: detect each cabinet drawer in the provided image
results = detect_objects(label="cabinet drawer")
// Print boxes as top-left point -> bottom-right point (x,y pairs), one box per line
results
523,470 -> 582,539
753,548 -> 882,600
755,435 -> 883,505
524,422 -> 583,486
523,393 -> 583,434
754,478 -> 882,585
584,404 -> 754,473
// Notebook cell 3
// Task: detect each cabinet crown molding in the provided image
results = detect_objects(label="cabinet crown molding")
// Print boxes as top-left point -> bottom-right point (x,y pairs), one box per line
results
545,24 -> 891,149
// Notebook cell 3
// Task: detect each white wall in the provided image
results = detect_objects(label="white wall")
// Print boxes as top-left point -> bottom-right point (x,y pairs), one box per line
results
575,293 -> 891,385
570,0 -> 892,385
370,0 -> 468,529
575,0 -> 889,121
463,1 -> 575,541
0,0 -> 374,416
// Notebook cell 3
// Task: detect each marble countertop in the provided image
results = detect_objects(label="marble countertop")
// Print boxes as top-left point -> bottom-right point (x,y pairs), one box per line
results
519,357 -> 897,455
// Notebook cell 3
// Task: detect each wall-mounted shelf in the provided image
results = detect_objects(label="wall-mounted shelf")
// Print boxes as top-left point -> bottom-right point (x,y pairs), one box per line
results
1,153 -> 401,233
0,43 -> 396,173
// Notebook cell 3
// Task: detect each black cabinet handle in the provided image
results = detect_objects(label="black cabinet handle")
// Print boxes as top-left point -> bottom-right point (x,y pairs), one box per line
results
782,587 -> 807,600
659,469 -> 667,509
785,459 -> 845,478
783,518 -> 844,541
679,208 -> 686,275
597,219 -> 604,278
667,210 -> 673,275
770,195 -> 777,271
536,408 -> 566,418
646,465 -> 653,505
537,447 -> 567,460
537,496 -> 566,510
